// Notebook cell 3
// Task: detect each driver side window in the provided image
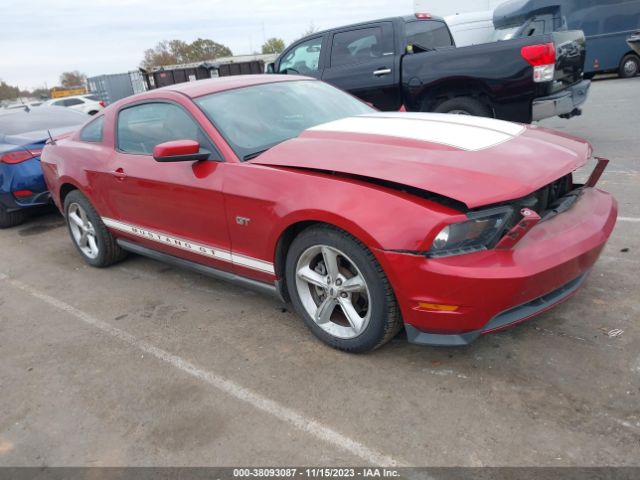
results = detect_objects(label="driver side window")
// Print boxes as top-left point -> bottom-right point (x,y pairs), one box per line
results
278,37 -> 323,74
117,102 -> 212,155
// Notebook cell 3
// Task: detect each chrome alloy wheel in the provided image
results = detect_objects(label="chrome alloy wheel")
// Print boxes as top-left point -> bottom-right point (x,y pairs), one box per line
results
68,202 -> 99,259
448,109 -> 471,115
295,245 -> 372,339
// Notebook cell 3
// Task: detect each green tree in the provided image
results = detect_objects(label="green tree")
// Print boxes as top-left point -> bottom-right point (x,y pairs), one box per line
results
261,37 -> 285,54
59,71 -> 87,88
140,38 -> 233,69
184,38 -> 232,61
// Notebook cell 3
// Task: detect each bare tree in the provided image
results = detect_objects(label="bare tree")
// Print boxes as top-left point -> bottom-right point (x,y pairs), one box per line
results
299,22 -> 320,39
59,71 -> 87,88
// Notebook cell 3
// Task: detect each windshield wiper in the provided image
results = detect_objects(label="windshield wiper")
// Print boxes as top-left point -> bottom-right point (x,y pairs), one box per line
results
243,148 -> 271,161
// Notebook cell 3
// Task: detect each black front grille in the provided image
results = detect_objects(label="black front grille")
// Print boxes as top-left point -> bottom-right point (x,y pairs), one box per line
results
501,173 -> 577,230
522,174 -> 573,215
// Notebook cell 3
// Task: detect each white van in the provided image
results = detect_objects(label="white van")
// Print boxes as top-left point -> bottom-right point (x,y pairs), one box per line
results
445,11 -> 496,46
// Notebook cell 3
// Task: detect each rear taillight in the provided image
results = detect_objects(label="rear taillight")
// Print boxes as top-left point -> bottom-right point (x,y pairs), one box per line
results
99,101 -> 105,108
0,148 -> 42,164
521,43 -> 556,82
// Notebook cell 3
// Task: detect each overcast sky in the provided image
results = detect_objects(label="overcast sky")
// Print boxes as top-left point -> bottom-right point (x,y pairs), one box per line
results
1,0 -> 419,90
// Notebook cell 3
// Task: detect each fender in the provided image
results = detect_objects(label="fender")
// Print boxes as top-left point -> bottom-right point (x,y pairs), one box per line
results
223,162 -> 465,270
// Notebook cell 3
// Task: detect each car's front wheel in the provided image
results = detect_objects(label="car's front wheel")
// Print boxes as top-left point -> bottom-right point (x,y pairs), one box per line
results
64,190 -> 126,267
285,225 -> 402,353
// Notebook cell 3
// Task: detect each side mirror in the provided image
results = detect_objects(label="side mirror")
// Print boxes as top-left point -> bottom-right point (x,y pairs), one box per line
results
153,140 -> 210,162
266,62 -> 275,73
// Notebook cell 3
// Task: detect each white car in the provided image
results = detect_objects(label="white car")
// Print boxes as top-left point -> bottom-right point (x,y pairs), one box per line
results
2,101 -> 43,111
45,94 -> 105,115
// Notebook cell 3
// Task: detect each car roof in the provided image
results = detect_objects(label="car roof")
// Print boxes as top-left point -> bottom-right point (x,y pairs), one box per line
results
142,74 -> 313,99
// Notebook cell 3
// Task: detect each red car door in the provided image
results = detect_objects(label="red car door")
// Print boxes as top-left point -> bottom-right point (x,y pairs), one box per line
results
98,100 -> 233,272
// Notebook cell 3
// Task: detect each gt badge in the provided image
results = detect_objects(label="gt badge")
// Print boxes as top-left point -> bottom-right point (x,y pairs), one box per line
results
236,216 -> 251,226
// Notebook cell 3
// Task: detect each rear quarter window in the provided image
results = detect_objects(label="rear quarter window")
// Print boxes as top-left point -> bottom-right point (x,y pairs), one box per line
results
405,20 -> 454,49
79,116 -> 104,142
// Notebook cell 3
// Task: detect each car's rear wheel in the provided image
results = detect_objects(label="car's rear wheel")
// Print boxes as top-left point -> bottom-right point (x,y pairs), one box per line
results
64,190 -> 126,267
285,226 -> 402,353
433,96 -> 493,117
0,205 -> 27,229
619,54 -> 639,78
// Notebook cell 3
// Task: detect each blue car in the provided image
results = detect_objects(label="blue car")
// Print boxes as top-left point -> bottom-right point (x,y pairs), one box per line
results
0,106 -> 88,228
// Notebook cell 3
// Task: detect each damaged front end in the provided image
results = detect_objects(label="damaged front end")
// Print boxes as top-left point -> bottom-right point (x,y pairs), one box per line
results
425,157 -> 610,258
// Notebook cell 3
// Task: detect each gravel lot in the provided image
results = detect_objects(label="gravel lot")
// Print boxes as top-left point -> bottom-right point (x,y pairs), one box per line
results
1,76 -> 638,467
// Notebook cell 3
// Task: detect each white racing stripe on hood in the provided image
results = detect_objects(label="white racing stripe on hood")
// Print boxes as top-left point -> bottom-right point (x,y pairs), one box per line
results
309,112 -> 525,151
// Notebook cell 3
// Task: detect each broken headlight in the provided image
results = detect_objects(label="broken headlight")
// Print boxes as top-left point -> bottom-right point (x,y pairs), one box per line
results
428,207 -> 514,258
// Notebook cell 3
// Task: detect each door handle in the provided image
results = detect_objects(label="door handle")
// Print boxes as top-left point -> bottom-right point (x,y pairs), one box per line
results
111,168 -> 127,180
373,68 -> 392,76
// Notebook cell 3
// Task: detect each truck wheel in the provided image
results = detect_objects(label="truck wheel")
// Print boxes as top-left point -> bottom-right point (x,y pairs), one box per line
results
619,54 -> 639,78
285,225 -> 402,353
0,205 -> 27,229
64,190 -> 127,267
433,97 -> 493,117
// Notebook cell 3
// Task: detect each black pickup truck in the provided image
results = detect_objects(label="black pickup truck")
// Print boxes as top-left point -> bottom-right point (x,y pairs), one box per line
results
270,14 -> 590,123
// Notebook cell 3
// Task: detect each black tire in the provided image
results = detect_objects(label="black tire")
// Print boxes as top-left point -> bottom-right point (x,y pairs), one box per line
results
433,96 -> 493,117
0,205 -> 28,229
619,54 -> 640,78
583,72 -> 596,80
285,225 -> 402,353
63,190 -> 126,267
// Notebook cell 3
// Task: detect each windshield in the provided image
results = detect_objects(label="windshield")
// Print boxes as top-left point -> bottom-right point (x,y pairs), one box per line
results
0,107 -> 87,137
195,80 -> 374,160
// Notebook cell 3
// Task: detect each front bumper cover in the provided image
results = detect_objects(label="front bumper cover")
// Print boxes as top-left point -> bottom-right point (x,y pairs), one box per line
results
375,187 -> 616,346
405,270 -> 589,346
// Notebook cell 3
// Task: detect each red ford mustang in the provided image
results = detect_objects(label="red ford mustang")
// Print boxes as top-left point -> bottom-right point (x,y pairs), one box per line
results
41,75 -> 617,352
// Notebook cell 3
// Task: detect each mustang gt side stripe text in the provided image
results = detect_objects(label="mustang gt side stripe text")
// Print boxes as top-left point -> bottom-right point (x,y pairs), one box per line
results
102,218 -> 275,274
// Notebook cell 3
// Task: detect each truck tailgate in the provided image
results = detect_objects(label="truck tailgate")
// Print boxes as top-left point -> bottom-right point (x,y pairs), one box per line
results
550,30 -> 587,93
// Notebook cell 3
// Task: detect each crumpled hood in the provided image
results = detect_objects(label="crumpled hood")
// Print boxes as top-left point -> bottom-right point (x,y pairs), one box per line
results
251,113 -> 591,209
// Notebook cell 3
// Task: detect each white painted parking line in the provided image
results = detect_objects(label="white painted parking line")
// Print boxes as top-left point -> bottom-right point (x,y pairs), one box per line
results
618,217 -> 640,222
0,273 -> 403,467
